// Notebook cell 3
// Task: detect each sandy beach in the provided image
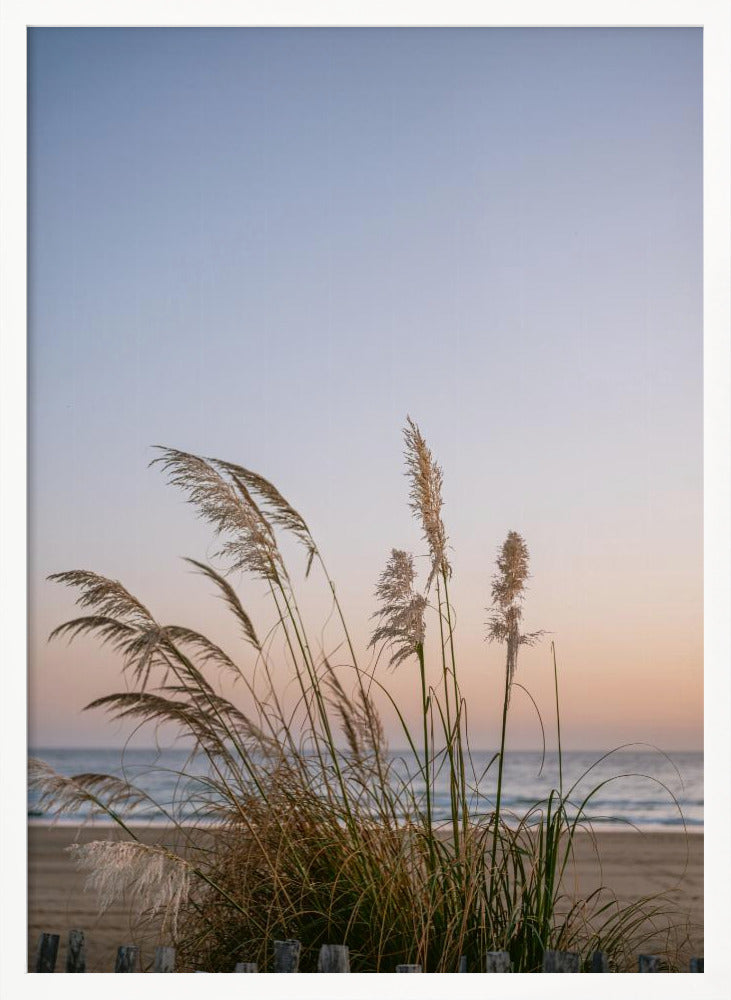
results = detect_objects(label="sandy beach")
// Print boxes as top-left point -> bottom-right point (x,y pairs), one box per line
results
27,823 -> 703,972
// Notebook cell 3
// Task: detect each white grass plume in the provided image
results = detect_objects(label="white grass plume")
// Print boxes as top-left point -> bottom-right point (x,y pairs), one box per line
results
403,417 -> 450,588
68,840 -> 191,934
29,758 -> 152,819
183,558 -> 261,651
369,549 -> 427,668
153,448 -> 282,583
48,571 -> 180,690
486,531 -> 543,698
211,458 -> 318,575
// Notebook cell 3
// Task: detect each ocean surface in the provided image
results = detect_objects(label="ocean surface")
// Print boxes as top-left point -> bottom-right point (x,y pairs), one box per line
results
28,747 -> 703,832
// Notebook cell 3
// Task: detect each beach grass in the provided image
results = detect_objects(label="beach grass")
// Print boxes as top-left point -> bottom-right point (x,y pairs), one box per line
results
29,419 -> 689,972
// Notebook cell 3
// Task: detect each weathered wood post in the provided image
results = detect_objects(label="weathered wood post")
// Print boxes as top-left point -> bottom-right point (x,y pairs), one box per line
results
153,946 -> 175,972
690,957 -> 704,972
638,954 -> 662,972
543,950 -> 580,972
65,930 -> 86,972
317,944 -> 350,972
114,946 -> 140,972
35,933 -> 60,972
458,955 -> 468,972
485,951 -> 511,972
591,950 -> 608,972
234,962 -> 259,972
395,964 -> 422,972
273,939 -> 301,972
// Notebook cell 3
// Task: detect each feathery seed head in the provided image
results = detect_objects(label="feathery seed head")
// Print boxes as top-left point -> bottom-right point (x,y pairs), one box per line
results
68,840 -> 191,934
47,571 -> 153,627
491,531 -> 530,609
211,458 -> 318,574
487,532 -> 541,700
373,548 -> 417,608
369,549 -> 427,668
152,448 -> 282,584
403,417 -> 450,588
29,758 -> 152,817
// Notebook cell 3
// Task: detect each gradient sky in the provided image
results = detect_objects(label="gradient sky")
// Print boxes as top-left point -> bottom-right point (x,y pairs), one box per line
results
28,27 -> 702,751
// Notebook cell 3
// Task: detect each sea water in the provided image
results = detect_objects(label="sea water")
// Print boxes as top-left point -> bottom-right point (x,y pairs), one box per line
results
28,746 -> 702,832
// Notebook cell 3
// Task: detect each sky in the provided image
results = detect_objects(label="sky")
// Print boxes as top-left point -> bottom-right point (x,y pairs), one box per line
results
27,26 -> 703,751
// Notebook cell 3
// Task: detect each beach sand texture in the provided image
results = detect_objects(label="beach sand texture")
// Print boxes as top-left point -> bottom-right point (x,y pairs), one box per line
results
28,825 -> 703,973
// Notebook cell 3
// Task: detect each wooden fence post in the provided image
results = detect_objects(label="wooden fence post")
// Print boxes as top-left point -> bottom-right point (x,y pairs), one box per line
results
638,954 -> 662,973
317,944 -> 350,972
485,951 -> 511,972
115,946 -> 139,972
35,933 -> 59,972
153,946 -> 175,972
590,950 -> 608,972
395,964 -> 422,972
543,950 -> 580,972
690,957 -> 703,972
273,939 -> 301,972
234,962 -> 259,972
458,955 -> 468,972
65,930 -> 86,973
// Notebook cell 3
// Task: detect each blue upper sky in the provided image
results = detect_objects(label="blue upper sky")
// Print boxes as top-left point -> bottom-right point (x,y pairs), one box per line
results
28,28 -> 702,749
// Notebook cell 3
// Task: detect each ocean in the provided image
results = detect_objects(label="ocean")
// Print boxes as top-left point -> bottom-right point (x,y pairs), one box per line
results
28,747 -> 703,832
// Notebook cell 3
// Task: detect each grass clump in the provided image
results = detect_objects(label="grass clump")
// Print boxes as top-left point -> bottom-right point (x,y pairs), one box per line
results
31,418 -> 680,972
